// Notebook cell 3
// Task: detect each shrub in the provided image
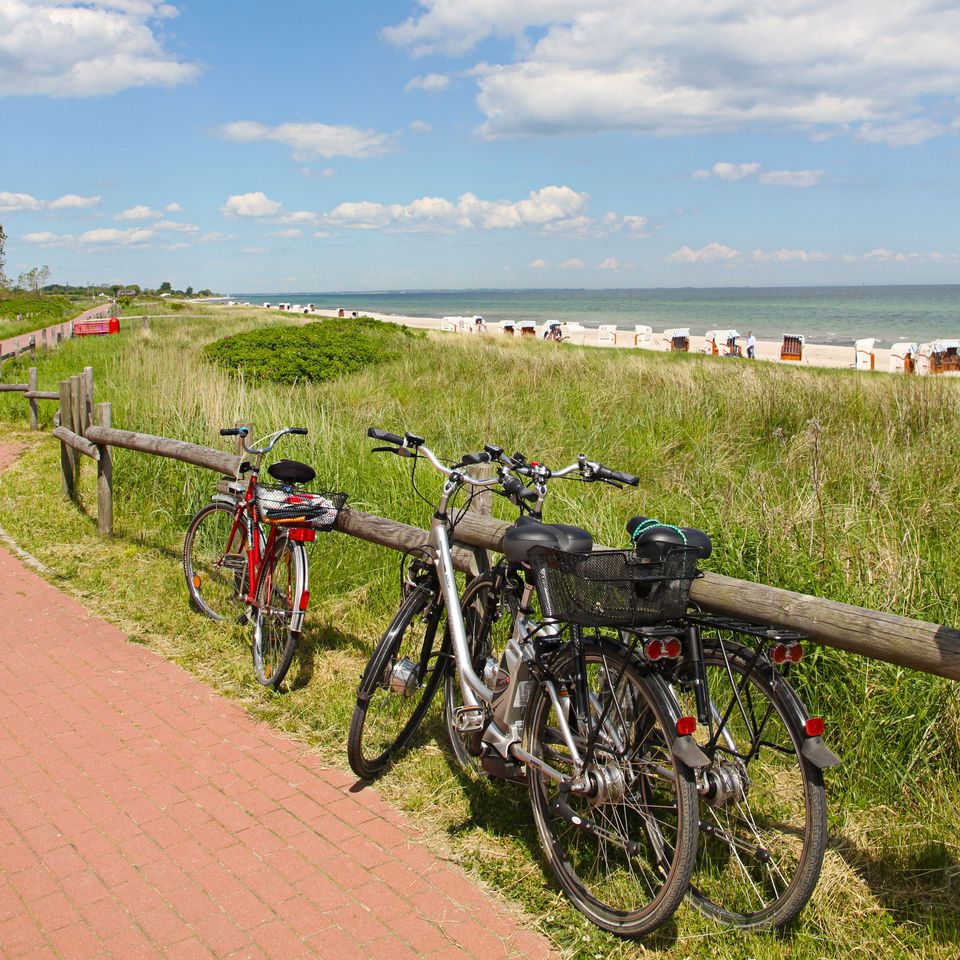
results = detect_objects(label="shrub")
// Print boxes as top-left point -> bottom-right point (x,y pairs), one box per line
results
203,317 -> 424,384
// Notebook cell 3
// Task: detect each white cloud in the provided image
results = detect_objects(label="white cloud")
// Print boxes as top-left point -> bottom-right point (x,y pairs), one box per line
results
0,1 -> 199,96
0,191 -> 100,212
164,202 -> 182,213
529,258 -> 548,268
668,242 -> 740,264
695,162 -> 823,188
266,229 -> 303,238
405,73 -> 451,93
47,193 -> 101,209
22,231 -> 73,248
115,204 -> 161,220
409,120 -> 433,134
385,1 -> 960,144
752,248 -> 830,263
24,218 -> 219,250
559,258 -> 584,269
217,120 -> 396,160
757,169 -> 824,188
598,257 -> 619,269
220,192 -> 284,218
0,192 -> 42,212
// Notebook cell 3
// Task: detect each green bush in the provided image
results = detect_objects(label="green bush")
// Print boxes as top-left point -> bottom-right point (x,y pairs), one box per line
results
203,316 -> 425,384
0,295 -> 81,339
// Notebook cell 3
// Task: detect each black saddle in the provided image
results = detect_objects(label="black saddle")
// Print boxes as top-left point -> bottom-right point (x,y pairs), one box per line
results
626,516 -> 712,561
502,515 -> 593,564
267,459 -> 316,486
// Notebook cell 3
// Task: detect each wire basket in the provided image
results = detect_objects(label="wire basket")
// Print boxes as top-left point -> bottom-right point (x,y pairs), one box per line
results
529,547 -> 701,627
255,484 -> 348,531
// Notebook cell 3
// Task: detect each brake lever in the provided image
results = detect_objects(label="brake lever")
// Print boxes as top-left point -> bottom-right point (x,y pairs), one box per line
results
370,445 -> 414,457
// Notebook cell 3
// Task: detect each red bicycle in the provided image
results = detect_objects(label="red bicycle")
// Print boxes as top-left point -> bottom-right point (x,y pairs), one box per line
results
182,426 -> 347,688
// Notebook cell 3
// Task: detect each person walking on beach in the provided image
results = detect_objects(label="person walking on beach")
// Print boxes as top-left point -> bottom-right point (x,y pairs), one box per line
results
746,331 -> 756,359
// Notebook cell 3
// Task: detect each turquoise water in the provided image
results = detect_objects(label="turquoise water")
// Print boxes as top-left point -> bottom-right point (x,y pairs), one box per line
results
236,286 -> 960,346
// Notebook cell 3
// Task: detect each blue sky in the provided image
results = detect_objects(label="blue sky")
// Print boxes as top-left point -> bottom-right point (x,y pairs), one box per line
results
1,0 -> 959,292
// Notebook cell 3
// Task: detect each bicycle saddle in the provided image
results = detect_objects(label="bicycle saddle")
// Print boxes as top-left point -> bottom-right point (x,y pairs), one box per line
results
267,459 -> 316,485
502,515 -> 593,564
626,516 -> 712,560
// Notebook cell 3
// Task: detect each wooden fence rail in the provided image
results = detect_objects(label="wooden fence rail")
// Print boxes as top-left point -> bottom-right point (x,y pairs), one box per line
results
3,363 -> 959,684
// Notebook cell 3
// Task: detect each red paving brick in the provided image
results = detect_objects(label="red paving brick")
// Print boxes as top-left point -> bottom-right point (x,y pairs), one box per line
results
0,445 -> 553,959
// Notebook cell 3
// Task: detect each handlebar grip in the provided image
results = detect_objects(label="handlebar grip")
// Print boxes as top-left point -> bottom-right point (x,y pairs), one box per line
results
595,464 -> 640,486
460,451 -> 492,465
502,476 -> 538,501
368,427 -> 405,445
289,427 -> 308,435
220,428 -> 240,436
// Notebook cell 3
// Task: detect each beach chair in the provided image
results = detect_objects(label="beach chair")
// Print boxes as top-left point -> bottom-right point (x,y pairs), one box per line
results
499,320 -> 516,336
441,317 -> 458,332
889,342 -> 917,374
519,321 -> 537,337
560,322 -> 586,345
855,338 -> 876,370
780,334 -> 805,362
664,328 -> 690,352
918,340 -> 960,375
598,324 -> 618,346
633,325 -> 653,346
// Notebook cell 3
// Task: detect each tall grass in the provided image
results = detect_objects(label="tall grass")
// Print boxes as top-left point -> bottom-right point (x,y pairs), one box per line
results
0,308 -> 957,958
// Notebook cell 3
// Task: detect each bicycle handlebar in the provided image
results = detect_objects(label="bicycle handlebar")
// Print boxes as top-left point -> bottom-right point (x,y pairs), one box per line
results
222,425 -> 308,459
367,427 -> 500,490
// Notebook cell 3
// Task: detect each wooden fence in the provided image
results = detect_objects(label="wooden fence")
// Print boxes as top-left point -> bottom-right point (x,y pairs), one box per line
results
2,361 -> 959,684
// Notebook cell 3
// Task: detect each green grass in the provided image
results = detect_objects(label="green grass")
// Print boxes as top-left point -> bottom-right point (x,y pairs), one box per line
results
204,316 -> 426,384
0,306 -> 957,958
0,295 -> 89,340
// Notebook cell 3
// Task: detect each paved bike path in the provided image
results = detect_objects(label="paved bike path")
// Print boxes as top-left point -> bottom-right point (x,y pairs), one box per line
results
0,446 -> 552,959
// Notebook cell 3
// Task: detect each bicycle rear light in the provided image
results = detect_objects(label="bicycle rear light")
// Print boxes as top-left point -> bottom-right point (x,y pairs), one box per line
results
676,716 -> 697,736
770,642 -> 803,665
645,639 -> 682,661
804,717 -> 825,738
298,590 -> 310,611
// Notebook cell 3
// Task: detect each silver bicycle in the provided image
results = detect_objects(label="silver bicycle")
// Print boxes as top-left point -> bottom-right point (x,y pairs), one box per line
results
347,428 -> 708,938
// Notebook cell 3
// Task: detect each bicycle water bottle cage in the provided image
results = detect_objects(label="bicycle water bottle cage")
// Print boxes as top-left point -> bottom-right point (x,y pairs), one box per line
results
502,515 -> 593,564
267,459 -> 316,485
627,516 -> 712,562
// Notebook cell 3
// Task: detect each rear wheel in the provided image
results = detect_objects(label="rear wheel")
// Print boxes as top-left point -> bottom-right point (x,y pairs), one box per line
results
183,501 -> 250,623
525,638 -> 699,937
675,636 -> 828,929
251,536 -> 304,689
348,581 -> 448,780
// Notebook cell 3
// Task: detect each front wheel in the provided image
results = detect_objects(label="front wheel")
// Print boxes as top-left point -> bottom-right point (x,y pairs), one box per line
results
348,582 -> 448,780
251,536 -> 305,689
183,500 -> 251,622
525,637 -> 699,938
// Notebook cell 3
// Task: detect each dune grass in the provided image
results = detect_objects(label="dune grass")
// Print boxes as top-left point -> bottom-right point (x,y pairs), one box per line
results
0,295 -> 88,339
0,307 -> 957,958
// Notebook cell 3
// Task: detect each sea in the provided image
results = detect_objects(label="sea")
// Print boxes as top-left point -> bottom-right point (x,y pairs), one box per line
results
235,286 -> 960,347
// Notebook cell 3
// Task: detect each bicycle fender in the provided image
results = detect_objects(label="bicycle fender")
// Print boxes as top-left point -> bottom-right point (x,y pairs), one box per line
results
801,736 -> 841,769
211,493 -> 239,508
672,734 -> 710,769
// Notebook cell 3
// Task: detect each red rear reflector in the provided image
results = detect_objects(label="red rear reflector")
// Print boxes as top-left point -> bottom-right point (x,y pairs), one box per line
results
787,644 -> 803,663
804,717 -> 825,737
645,640 -> 664,661
664,638 -> 682,659
298,590 -> 310,611
676,716 -> 696,736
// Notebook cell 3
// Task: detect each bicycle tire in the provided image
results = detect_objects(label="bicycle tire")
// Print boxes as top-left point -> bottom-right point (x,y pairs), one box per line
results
348,581 -> 448,780
183,500 -> 251,623
443,572 -> 514,775
251,536 -> 305,689
525,637 -> 699,937
675,635 -> 828,929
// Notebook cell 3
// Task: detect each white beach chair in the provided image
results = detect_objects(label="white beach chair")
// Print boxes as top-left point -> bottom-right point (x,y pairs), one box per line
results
632,325 -> 653,347
598,325 -> 618,346
441,317 -> 457,332
855,338 -> 876,371
561,322 -> 586,345
889,342 -> 918,374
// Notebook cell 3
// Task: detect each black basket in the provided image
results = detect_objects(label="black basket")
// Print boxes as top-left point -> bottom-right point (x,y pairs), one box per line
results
529,547 -> 700,627
255,485 -> 348,530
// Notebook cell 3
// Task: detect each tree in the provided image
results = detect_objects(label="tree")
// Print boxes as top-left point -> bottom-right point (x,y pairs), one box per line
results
185,285 -> 194,297
158,281 -> 172,294
0,222 -> 7,289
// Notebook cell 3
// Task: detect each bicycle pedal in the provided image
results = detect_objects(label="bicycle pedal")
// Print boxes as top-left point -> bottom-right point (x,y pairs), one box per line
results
454,705 -> 485,733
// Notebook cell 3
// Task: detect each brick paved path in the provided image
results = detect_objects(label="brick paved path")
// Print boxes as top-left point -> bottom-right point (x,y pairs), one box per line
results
0,448 -> 552,959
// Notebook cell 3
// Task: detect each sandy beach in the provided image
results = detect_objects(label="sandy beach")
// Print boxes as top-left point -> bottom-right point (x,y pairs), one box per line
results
262,305 -> 896,373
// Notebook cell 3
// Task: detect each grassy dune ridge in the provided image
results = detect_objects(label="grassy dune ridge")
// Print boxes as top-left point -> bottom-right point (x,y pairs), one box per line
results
0,307 -> 957,958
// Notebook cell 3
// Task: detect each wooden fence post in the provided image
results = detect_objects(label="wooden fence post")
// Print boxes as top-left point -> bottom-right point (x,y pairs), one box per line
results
70,374 -> 84,485
96,403 -> 113,536
28,368 -> 38,430
234,421 -> 253,459
29,335 -> 36,359
463,462 -> 495,574
58,380 -> 75,500
83,367 -> 94,435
